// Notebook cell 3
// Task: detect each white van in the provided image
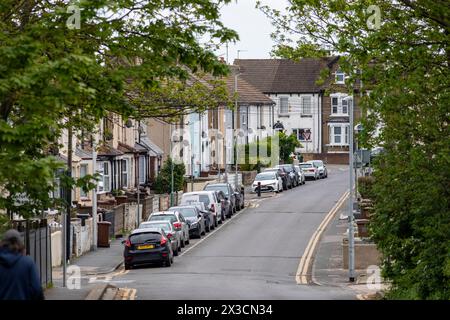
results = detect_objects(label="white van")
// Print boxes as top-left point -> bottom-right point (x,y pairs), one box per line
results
180,191 -> 223,227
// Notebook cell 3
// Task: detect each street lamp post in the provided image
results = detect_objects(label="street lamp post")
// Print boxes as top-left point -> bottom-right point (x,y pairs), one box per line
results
348,97 -> 355,282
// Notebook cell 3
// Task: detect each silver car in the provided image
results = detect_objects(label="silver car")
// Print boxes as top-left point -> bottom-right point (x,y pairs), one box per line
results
138,221 -> 181,256
147,211 -> 190,248
294,165 -> 306,185
307,160 -> 328,178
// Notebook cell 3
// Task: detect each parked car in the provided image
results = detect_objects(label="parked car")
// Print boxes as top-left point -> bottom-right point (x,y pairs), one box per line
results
232,185 -> 245,210
168,206 -> 206,238
180,191 -> 223,227
294,165 -> 306,185
307,160 -> 328,178
252,171 -> 283,193
264,167 -> 290,190
299,162 -> 319,180
203,183 -> 236,217
276,164 -> 299,187
138,221 -> 181,256
122,228 -> 174,269
214,190 -> 229,222
186,201 -> 214,232
147,211 -> 190,247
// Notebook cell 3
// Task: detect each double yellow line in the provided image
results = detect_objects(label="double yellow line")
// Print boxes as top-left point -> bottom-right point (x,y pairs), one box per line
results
295,190 -> 349,285
120,288 -> 137,300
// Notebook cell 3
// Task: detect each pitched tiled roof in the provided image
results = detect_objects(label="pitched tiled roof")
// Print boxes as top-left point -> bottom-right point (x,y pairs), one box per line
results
225,66 -> 275,106
234,58 -> 337,93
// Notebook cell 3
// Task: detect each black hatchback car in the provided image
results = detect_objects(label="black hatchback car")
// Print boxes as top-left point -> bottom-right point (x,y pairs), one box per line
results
123,228 -> 174,269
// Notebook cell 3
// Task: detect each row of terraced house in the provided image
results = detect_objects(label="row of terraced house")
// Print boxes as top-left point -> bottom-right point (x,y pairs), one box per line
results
54,57 -> 360,208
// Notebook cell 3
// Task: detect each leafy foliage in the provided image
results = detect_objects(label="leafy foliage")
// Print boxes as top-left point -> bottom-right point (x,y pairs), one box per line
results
0,1 -> 237,217
153,158 -> 186,195
259,0 -> 450,299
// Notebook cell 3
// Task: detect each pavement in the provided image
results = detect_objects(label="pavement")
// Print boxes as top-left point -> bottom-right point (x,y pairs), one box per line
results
45,238 -> 124,300
312,198 -> 387,300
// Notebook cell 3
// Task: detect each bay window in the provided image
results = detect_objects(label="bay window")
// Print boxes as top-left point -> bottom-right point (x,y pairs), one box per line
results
329,124 -> 350,146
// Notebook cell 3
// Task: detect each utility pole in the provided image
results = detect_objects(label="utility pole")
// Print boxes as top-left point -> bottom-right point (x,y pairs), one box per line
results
91,131 -> 98,251
66,126 -> 72,264
137,122 -> 142,227
170,123 -> 174,206
348,97 -> 355,282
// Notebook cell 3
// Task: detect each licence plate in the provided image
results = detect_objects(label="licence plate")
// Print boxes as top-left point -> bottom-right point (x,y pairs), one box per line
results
137,244 -> 154,250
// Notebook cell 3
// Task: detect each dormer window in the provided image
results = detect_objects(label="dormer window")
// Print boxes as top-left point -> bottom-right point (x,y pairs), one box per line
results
335,70 -> 345,84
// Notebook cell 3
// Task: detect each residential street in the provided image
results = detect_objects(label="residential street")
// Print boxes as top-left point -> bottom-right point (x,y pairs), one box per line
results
102,165 -> 355,300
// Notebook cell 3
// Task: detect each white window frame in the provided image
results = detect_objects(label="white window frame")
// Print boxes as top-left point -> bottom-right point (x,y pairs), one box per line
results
335,70 -> 345,84
138,155 -> 146,185
330,94 -> 351,116
121,159 -> 129,188
279,97 -> 289,115
301,96 -> 312,115
329,124 -> 350,146
293,128 -> 312,142
97,161 -> 111,193
80,164 -> 88,198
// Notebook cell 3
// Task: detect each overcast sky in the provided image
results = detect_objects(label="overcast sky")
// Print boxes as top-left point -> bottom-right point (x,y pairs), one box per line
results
216,0 -> 288,64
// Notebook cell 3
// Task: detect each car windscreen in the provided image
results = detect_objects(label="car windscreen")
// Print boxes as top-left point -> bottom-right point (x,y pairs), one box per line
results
129,232 -> 160,244
149,215 -> 177,223
313,161 -> 322,167
255,173 -> 276,181
182,194 -> 211,206
204,185 -> 229,195
140,222 -> 171,232
300,163 -> 312,168
170,207 -> 197,217
280,165 -> 293,172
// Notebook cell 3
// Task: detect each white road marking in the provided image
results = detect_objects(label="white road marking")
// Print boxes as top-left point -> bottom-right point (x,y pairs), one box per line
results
295,190 -> 349,285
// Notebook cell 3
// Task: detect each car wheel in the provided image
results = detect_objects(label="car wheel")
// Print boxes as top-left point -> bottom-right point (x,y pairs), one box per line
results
215,217 -> 219,227
178,244 -> 182,253
173,246 -> 179,256
124,264 -> 131,270
164,256 -> 171,267
185,236 -> 190,245
181,237 -> 185,248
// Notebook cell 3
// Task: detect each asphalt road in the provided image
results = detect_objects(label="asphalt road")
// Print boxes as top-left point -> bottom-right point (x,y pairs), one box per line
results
113,165 -> 355,300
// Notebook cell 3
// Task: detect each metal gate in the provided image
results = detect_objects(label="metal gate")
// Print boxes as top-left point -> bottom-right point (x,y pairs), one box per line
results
12,219 -> 52,288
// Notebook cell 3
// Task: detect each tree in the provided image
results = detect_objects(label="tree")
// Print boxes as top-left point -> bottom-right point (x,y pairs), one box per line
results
0,1 -> 238,218
153,158 -> 185,195
278,131 -> 300,164
259,0 -> 450,299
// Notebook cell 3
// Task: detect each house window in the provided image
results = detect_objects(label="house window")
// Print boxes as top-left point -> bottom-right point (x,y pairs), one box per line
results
332,97 -> 339,114
98,162 -> 111,193
329,124 -> 350,146
342,99 -> 348,114
293,128 -> 312,141
301,96 -> 312,115
279,97 -> 289,114
334,127 -> 342,144
138,156 -> 146,185
257,106 -> 265,128
80,164 -> 88,198
336,70 -> 345,84
331,95 -> 351,115
121,159 -> 128,188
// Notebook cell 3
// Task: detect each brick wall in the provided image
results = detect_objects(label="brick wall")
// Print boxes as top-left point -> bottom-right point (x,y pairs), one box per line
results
302,152 -> 349,164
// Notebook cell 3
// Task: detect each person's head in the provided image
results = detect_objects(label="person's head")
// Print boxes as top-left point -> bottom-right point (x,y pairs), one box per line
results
0,229 -> 25,254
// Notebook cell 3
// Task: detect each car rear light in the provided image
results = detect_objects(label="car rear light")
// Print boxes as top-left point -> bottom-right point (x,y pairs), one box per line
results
173,222 -> 182,229
160,237 -> 167,245
167,233 -> 173,239
124,239 -> 131,248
